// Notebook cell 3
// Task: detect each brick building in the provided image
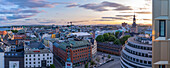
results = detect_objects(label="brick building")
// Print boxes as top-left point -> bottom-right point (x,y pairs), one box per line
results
53,39 -> 92,66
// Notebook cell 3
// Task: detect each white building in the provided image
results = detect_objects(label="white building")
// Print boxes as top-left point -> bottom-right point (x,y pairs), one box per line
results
95,30 -> 117,38
120,36 -> 152,68
0,48 -> 4,68
91,39 -> 97,58
24,41 -> 53,68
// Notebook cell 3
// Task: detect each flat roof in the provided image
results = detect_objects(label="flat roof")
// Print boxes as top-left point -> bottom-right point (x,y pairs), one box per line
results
71,32 -> 91,36
154,61 -> 168,65
128,37 -> 152,46
25,49 -> 51,54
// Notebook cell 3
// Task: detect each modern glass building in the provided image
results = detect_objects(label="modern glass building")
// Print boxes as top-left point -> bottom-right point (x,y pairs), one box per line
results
120,35 -> 152,68
152,0 -> 170,67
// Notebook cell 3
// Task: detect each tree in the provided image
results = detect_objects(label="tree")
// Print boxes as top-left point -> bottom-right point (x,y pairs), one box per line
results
85,62 -> 89,68
115,31 -> 120,38
11,30 -> 18,33
103,33 -> 109,41
108,33 -> 111,35
96,35 -> 105,42
108,35 -> 116,42
96,57 -> 100,62
108,55 -> 111,59
114,39 -> 121,45
50,64 -> 55,68
90,60 -> 96,66
120,35 -> 131,45
125,31 -> 129,33
112,32 -> 115,35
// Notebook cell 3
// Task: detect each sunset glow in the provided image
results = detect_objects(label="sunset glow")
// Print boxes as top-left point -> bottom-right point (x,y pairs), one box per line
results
0,0 -> 152,26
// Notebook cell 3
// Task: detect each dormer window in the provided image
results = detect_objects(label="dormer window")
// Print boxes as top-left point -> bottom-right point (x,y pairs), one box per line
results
159,20 -> 166,37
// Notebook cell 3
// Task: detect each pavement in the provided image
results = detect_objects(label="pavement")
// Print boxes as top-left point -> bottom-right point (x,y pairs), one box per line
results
98,58 -> 121,68
54,52 -> 121,68
97,52 -> 121,68
54,58 -> 63,68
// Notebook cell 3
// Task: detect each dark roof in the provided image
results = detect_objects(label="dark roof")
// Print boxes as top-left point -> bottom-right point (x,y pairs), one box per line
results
4,52 -> 24,58
28,41 -> 45,49
0,48 -> 4,52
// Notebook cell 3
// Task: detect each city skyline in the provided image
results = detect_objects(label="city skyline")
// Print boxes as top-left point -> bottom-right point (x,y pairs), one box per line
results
0,0 -> 151,26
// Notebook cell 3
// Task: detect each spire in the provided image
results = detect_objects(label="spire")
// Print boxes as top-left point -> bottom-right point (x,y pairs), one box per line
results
132,12 -> 136,28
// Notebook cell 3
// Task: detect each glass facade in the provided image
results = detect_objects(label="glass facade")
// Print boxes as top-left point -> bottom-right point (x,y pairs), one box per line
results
159,20 -> 166,37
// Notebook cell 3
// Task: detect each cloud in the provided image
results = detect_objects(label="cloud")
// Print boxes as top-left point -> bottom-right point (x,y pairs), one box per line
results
79,3 -> 109,11
116,15 -> 134,17
121,11 -> 152,14
4,0 -> 58,8
71,20 -> 89,23
102,17 -> 125,20
0,14 -> 36,21
0,0 -> 73,21
67,1 -> 133,12
93,19 -> 114,21
0,9 -> 43,14
66,4 -> 79,8
114,6 -> 132,10
7,14 -> 36,20
136,12 -> 152,14
39,21 -> 56,23
143,19 -> 152,21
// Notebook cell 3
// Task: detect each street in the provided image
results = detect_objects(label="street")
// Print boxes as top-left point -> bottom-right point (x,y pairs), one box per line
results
97,52 -> 121,68
98,58 -> 120,68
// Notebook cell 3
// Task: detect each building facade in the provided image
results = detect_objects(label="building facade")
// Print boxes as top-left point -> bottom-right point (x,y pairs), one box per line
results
24,50 -> 53,68
24,41 -> 53,68
97,42 -> 122,56
120,36 -> 152,68
130,14 -> 138,33
4,52 -> 24,68
152,0 -> 170,67
0,48 -> 4,68
53,39 -> 92,67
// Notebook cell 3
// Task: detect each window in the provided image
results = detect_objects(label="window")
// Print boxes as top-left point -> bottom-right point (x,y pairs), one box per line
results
159,20 -> 166,37
159,65 -> 165,68
144,61 -> 147,64
136,59 -> 139,62
140,60 -> 143,63
148,61 -> 151,64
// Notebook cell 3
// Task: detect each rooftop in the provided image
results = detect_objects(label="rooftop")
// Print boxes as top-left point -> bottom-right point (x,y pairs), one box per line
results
4,52 -> 24,57
25,49 -> 51,54
26,41 -> 45,49
70,32 -> 91,36
128,37 -> 152,46
0,48 -> 4,52
58,40 -> 91,50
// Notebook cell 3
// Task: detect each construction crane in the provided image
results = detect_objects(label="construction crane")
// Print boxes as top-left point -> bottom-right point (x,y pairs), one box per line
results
67,21 -> 78,32
67,22 -> 73,32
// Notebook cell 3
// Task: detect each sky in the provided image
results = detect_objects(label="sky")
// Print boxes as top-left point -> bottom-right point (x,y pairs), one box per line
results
0,0 -> 152,26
